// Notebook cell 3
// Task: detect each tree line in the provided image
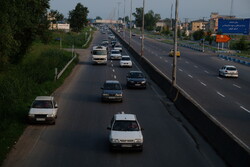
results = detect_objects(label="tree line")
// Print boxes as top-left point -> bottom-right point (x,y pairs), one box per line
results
0,1 -> 89,70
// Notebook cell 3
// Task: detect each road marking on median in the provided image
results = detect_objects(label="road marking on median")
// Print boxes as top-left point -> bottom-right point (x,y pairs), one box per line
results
240,106 -> 250,114
217,91 -> 225,98
233,84 -> 241,89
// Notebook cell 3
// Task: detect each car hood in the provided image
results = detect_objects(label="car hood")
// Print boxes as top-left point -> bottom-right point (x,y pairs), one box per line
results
29,108 -> 57,115
110,131 -> 143,140
103,90 -> 122,94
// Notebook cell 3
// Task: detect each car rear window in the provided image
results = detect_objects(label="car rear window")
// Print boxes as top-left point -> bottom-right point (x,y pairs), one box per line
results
227,67 -> 237,71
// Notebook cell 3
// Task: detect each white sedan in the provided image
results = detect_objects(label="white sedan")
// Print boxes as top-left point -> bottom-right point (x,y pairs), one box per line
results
110,50 -> 122,60
219,65 -> 238,78
120,55 -> 132,67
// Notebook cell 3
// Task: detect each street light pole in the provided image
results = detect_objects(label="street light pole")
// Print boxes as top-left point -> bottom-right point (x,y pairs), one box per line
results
172,0 -> 178,86
123,0 -> 126,39
141,0 -> 145,57
129,0 -> 132,46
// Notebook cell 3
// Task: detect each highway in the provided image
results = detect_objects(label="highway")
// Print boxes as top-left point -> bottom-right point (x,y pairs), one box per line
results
122,31 -> 250,148
2,31 -> 226,167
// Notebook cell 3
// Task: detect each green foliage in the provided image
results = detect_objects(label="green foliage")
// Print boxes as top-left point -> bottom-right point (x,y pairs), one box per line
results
144,10 -> 161,31
49,10 -> 65,23
231,36 -> 249,51
192,29 -> 205,41
133,8 -> 143,27
0,42 -> 77,164
68,3 -> 89,32
0,0 -> 50,65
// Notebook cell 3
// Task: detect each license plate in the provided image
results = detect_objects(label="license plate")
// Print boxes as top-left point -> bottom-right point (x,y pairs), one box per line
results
122,144 -> 132,148
36,118 -> 45,121
135,84 -> 141,86
109,97 -> 116,99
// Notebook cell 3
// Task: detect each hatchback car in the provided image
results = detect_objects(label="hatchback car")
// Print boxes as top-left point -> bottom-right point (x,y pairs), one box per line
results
110,50 -> 122,60
126,71 -> 147,88
28,96 -> 58,124
120,55 -> 132,67
101,80 -> 123,102
107,112 -> 143,151
219,65 -> 238,78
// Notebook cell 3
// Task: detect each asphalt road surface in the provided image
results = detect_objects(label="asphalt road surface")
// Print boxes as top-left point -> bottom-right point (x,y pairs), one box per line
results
2,32 -> 227,167
122,31 -> 250,149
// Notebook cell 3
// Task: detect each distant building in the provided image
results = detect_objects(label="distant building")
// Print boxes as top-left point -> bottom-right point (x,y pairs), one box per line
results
190,20 -> 209,32
49,23 -> 70,32
156,20 -> 167,28
209,12 -> 236,33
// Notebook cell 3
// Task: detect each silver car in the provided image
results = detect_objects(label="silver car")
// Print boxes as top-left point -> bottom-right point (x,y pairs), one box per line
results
219,65 -> 238,78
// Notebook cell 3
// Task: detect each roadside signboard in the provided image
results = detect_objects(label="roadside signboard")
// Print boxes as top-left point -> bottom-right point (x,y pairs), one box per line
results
216,35 -> 231,43
218,18 -> 250,35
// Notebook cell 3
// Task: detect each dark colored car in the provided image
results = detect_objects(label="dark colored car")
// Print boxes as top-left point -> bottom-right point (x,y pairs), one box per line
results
101,80 -> 123,102
126,71 -> 147,89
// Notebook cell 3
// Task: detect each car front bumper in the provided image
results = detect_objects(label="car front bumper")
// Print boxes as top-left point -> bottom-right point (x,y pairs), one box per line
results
28,116 -> 56,124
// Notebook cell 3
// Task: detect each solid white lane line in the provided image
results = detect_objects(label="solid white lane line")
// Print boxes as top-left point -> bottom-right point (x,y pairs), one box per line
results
188,74 -> 193,78
240,106 -> 250,114
165,60 -> 168,63
217,91 -> 225,98
179,68 -> 183,72
233,84 -> 241,89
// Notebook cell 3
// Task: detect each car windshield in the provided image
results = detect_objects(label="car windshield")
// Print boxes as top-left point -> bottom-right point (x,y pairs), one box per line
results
32,100 -> 53,108
104,83 -> 121,90
93,50 -> 107,55
112,120 -> 139,131
111,50 -> 120,54
129,72 -> 144,78
122,57 -> 130,60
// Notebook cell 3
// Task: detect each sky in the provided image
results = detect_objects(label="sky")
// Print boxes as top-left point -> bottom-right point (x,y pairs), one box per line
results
49,0 -> 250,21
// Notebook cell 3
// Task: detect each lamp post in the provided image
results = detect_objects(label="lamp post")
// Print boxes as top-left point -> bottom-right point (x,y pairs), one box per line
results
129,0 -> 132,46
172,0 -> 178,86
123,0 -> 126,39
141,0 -> 145,57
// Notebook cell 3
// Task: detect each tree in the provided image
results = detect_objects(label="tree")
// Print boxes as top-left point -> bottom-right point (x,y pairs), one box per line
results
0,0 -> 50,66
96,16 -> 102,20
49,10 -> 64,23
193,29 -> 205,41
68,3 -> 89,32
144,10 -> 161,31
133,8 -> 143,27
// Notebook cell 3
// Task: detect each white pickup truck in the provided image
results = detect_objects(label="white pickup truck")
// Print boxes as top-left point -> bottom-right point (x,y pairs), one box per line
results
92,45 -> 108,64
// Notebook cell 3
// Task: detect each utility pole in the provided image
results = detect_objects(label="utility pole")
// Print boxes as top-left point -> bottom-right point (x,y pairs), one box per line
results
123,0 -> 126,39
117,2 -> 121,23
172,0 -> 178,86
129,0 -> 132,46
170,3 -> 173,30
141,0 -> 145,57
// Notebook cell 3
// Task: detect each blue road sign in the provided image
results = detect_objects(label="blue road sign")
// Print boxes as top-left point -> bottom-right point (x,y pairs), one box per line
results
218,18 -> 250,35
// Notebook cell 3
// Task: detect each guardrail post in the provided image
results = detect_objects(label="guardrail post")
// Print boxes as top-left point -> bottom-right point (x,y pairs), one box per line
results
55,68 -> 58,81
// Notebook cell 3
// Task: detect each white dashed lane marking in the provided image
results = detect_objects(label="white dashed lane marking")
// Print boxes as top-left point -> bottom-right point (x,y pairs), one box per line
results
217,91 -> 225,98
233,84 -> 241,89
240,106 -> 250,114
